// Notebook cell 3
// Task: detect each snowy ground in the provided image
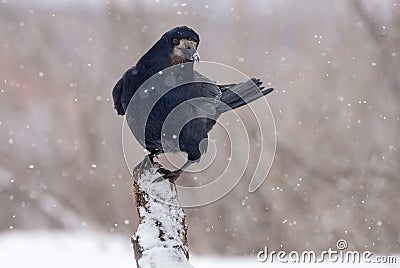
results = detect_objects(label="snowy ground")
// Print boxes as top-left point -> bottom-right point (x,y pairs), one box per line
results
0,231 -> 398,268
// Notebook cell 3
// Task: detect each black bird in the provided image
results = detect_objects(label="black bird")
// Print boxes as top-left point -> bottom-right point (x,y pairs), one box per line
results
112,26 -> 273,181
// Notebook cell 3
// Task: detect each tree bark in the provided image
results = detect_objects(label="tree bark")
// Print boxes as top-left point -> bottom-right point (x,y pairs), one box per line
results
131,156 -> 191,268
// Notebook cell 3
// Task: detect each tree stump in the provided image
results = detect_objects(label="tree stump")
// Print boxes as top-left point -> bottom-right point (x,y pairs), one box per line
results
131,156 -> 192,268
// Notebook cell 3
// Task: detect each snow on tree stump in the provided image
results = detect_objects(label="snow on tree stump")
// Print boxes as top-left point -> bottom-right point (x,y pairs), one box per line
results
131,156 -> 192,268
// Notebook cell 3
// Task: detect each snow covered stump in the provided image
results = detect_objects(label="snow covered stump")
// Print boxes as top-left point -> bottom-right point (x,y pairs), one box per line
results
131,156 -> 192,268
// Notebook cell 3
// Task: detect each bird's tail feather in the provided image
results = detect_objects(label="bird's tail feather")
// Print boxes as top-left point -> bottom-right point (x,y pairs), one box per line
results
218,78 -> 273,112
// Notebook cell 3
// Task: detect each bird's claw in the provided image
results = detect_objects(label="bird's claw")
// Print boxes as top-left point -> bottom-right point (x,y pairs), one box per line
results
148,151 -> 162,165
154,168 -> 181,183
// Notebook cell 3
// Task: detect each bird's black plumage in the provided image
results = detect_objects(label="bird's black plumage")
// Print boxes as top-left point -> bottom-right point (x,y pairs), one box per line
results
112,26 -> 273,181
113,26 -> 200,115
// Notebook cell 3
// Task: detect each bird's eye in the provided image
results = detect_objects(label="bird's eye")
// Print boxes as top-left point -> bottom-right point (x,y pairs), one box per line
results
172,38 -> 179,45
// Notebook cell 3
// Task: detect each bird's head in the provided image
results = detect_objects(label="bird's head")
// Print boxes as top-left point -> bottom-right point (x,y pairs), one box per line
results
162,26 -> 200,65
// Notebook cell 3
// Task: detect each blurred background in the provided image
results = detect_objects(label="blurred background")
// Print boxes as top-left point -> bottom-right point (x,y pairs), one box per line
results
0,0 -> 399,258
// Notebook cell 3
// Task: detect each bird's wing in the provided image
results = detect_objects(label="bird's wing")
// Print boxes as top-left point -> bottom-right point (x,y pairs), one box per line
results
193,70 -> 215,83
112,77 -> 125,115
193,70 -> 222,98
112,66 -> 141,116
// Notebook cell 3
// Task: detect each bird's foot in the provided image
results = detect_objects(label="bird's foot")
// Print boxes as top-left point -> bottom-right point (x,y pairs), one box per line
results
155,168 -> 182,183
148,154 -> 156,165
148,150 -> 162,165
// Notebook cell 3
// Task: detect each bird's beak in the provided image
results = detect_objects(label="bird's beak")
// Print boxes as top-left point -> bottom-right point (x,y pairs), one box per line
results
190,50 -> 200,62
179,39 -> 199,62
171,39 -> 200,64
